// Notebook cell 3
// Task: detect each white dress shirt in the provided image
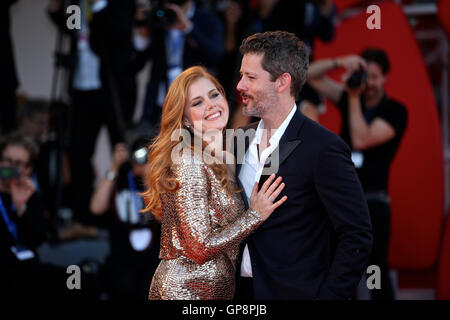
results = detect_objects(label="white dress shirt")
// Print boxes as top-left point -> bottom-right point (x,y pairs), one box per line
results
238,105 -> 297,277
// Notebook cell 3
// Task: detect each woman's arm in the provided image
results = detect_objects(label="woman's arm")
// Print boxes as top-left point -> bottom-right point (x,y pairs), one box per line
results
169,160 -> 263,265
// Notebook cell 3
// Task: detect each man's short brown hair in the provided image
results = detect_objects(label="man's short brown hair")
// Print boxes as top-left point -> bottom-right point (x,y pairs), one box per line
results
240,31 -> 309,98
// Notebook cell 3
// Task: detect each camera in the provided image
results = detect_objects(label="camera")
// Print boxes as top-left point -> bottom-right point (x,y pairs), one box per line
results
131,147 -> 148,165
346,68 -> 367,89
0,166 -> 21,181
146,0 -> 188,29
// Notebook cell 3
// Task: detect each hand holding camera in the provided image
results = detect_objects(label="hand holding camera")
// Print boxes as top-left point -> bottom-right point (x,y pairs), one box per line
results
165,2 -> 192,32
338,55 -> 368,97
141,0 -> 192,31
110,143 -> 130,174
11,177 -> 36,216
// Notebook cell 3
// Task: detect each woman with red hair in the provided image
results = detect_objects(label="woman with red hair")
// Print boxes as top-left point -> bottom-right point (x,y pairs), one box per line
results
142,66 -> 286,300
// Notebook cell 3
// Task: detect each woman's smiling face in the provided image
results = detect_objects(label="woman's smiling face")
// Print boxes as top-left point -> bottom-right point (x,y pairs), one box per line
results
183,77 -> 229,135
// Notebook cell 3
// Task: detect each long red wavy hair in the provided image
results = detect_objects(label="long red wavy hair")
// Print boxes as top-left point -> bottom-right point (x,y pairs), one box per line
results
141,66 -> 235,219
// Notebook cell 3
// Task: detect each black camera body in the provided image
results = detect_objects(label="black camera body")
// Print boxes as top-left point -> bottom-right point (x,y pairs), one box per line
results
347,68 -> 367,89
147,0 -> 188,29
0,166 -> 21,181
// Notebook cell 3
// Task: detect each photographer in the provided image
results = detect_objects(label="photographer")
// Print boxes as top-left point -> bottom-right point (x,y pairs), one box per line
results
307,48 -> 408,300
134,0 -> 224,126
90,138 -> 160,299
0,132 -> 46,296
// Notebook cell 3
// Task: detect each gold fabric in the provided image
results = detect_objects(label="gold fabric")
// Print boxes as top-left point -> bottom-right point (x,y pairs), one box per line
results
149,152 -> 262,300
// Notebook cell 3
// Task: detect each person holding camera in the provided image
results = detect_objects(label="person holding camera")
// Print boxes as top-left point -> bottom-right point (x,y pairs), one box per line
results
307,48 -> 408,300
0,132 -> 47,295
134,0 -> 224,127
90,138 -> 161,299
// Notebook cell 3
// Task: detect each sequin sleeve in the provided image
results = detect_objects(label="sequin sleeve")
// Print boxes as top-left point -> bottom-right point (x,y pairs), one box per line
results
171,159 -> 263,265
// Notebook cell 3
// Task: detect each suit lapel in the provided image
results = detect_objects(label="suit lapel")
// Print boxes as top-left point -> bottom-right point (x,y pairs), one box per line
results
234,110 -> 306,206
262,108 -> 305,174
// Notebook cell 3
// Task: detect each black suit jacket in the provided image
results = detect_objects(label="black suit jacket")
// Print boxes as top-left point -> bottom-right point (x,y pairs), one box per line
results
234,109 -> 372,300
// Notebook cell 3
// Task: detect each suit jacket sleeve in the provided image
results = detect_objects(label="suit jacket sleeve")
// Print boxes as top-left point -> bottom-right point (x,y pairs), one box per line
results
170,160 -> 262,265
314,135 -> 372,299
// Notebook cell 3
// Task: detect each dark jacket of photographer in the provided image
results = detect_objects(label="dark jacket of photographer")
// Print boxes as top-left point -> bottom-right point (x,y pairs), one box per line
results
0,191 -> 47,267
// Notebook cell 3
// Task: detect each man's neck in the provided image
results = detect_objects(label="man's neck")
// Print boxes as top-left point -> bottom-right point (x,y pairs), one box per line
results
261,98 -> 295,130
365,91 -> 384,109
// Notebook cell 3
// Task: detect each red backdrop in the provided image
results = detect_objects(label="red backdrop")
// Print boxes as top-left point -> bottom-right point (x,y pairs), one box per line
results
314,1 -> 444,270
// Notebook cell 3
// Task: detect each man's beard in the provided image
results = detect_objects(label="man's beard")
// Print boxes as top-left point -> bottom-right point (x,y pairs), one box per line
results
364,86 -> 382,101
242,90 -> 278,118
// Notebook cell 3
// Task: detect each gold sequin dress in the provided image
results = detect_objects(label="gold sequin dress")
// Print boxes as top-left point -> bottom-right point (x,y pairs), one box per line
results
149,152 -> 263,300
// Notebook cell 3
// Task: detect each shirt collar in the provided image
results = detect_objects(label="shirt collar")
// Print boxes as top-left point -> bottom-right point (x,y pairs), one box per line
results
253,104 -> 297,145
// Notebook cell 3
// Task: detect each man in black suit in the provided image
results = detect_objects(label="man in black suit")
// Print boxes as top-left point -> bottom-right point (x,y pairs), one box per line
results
233,31 -> 372,300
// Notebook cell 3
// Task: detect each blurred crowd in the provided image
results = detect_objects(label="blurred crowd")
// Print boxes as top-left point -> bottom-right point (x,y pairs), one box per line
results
1,0 -> 409,300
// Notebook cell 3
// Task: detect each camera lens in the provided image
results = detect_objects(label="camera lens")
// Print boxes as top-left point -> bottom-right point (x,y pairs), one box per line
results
132,147 -> 148,165
148,6 -> 177,28
347,68 -> 367,89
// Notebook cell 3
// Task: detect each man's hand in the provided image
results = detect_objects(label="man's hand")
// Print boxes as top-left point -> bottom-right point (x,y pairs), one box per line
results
337,55 -> 367,73
110,143 -> 129,173
166,3 -> 192,32
338,55 -> 367,97
11,177 -> 36,216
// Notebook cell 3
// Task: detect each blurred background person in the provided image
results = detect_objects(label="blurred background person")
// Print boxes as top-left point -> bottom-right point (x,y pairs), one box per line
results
217,0 -> 336,128
90,137 -> 160,299
0,132 -> 97,298
0,0 -> 20,135
16,99 -> 60,240
307,48 -> 408,300
47,0 -> 138,240
133,0 -> 224,127
215,0 -> 250,129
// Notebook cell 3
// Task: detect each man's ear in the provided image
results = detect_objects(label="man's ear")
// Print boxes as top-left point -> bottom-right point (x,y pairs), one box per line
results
276,73 -> 292,94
